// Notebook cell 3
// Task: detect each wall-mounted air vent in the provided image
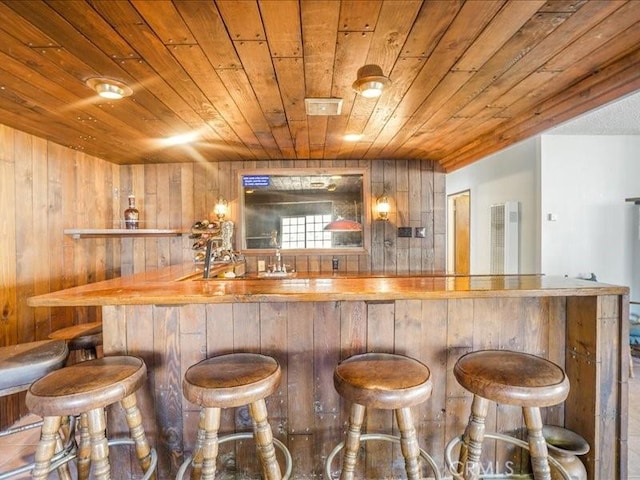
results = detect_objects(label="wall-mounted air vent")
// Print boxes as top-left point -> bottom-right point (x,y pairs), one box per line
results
304,98 -> 343,116
490,201 -> 520,274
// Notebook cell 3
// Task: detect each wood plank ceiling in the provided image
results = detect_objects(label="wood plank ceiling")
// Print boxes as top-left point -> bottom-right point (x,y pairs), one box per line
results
0,1 -> 639,172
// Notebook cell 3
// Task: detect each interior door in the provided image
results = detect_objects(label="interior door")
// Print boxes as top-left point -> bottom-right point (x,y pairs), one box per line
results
452,191 -> 470,275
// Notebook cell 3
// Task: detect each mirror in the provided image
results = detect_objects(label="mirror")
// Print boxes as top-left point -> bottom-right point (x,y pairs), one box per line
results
238,168 -> 370,254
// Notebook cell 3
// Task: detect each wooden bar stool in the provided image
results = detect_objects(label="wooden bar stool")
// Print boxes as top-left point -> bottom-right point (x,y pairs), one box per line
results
325,352 -> 441,480
0,340 -> 69,397
49,321 -> 103,362
446,350 -> 570,480
177,352 -> 292,480
26,355 -> 157,480
0,340 -> 72,479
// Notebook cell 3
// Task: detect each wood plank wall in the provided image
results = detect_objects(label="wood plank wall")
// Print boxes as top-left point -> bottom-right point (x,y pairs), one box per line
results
0,124 -> 120,427
119,157 -> 446,276
0,123 -> 446,428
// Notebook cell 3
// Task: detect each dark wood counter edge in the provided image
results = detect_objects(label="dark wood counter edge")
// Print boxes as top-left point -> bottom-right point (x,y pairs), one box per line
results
27,263 -> 629,307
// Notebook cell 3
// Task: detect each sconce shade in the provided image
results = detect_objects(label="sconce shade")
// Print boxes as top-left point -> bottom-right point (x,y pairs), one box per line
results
214,196 -> 228,220
324,218 -> 363,232
376,194 -> 391,221
352,64 -> 390,98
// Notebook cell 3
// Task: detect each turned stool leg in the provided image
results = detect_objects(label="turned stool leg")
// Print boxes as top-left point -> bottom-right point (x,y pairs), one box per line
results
121,393 -> 155,478
340,402 -> 366,480
32,416 -> 73,480
87,407 -> 111,480
190,410 -> 207,480
32,416 -> 63,480
523,407 -> 552,480
79,347 -> 97,362
249,398 -> 282,480
54,435 -> 73,480
458,395 -> 489,480
77,412 -> 92,480
395,407 -> 422,480
201,407 -> 222,480
50,416 -> 72,480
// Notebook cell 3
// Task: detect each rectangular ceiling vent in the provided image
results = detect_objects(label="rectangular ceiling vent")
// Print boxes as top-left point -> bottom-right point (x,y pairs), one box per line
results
304,98 -> 343,116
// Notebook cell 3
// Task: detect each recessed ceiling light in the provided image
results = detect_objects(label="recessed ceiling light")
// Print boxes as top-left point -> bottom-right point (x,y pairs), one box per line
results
85,77 -> 132,100
344,133 -> 363,142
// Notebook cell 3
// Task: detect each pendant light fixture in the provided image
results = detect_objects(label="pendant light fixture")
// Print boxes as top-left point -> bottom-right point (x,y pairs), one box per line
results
323,218 -> 363,232
352,64 -> 390,98
324,200 -> 363,232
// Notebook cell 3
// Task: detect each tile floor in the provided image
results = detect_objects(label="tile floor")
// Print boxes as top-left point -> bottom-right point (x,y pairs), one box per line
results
0,414 -> 43,478
2,369 -> 640,479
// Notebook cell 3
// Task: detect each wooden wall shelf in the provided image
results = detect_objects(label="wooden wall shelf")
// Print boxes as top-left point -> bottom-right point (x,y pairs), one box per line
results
64,228 -> 186,239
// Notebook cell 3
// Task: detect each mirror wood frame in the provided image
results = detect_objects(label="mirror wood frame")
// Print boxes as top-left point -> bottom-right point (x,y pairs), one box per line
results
238,168 -> 371,256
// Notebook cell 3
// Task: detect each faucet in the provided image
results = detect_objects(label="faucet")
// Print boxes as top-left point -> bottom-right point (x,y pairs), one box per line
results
203,238 -> 215,279
275,247 -> 284,272
270,230 -> 285,273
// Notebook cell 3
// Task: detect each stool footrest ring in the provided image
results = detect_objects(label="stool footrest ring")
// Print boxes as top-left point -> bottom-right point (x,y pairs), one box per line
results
175,431 -> 292,480
0,419 -> 43,439
324,432 -> 441,480
444,432 -> 572,480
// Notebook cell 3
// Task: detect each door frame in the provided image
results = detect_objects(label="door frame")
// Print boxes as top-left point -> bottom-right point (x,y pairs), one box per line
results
447,190 -> 471,274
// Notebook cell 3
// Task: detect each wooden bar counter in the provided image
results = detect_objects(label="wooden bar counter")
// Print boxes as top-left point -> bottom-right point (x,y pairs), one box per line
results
28,264 -> 629,479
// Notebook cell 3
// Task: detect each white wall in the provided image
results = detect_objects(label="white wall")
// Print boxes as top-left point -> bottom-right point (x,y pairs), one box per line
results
446,137 -> 540,274
540,135 -> 640,298
446,133 -> 640,301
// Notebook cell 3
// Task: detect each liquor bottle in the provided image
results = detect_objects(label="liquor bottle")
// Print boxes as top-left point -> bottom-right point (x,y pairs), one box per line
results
124,195 -> 139,229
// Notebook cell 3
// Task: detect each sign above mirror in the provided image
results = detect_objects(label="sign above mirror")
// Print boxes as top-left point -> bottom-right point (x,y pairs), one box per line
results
238,168 -> 370,254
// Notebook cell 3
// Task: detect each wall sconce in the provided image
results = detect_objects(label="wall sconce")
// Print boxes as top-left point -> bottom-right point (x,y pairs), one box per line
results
352,64 -> 390,98
214,196 -> 228,220
376,194 -> 391,221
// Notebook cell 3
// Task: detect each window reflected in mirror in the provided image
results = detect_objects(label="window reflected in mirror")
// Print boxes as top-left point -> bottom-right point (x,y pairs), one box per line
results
239,169 -> 369,253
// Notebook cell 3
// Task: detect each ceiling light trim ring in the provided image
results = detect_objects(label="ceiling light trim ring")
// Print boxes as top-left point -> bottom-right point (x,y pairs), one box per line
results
85,77 -> 133,100
352,64 -> 390,98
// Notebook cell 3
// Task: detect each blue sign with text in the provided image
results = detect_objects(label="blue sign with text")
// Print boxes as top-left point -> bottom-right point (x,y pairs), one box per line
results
243,175 -> 270,187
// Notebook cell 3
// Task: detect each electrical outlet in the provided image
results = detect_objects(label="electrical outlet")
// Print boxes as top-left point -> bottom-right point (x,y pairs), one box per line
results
398,227 -> 412,238
414,227 -> 426,238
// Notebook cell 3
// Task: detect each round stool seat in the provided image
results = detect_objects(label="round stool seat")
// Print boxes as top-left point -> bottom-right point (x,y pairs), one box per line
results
183,353 -> 281,408
0,340 -> 68,394
454,350 -> 569,407
26,356 -> 146,416
49,321 -> 102,351
334,352 -> 432,409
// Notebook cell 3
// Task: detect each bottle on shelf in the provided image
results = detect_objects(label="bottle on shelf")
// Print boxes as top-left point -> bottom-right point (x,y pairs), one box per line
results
124,195 -> 140,229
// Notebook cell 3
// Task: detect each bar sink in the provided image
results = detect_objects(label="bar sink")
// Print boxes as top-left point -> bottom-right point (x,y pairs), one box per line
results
256,271 -> 297,279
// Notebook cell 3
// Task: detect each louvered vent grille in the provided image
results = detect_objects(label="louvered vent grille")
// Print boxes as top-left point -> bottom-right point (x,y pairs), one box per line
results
490,202 -> 519,274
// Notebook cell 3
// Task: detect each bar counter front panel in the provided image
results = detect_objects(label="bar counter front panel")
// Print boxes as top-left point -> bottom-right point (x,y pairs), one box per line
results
28,267 -> 628,479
